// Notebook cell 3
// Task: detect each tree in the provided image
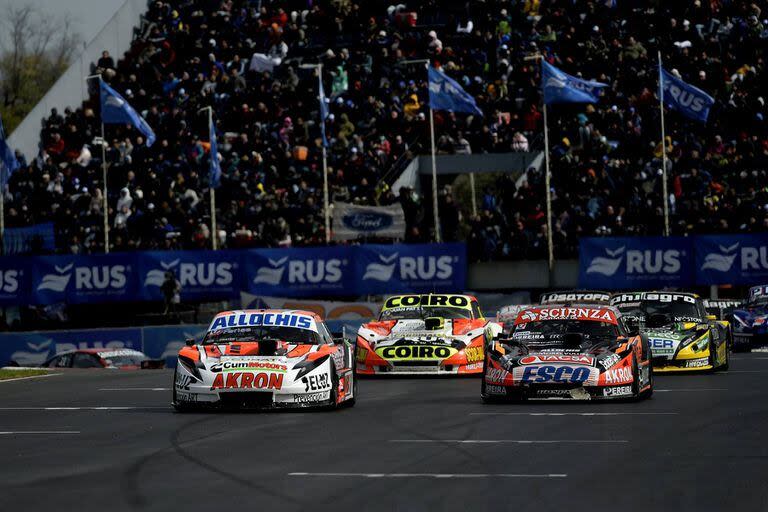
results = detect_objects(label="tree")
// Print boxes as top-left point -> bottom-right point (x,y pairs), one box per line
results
0,5 -> 81,132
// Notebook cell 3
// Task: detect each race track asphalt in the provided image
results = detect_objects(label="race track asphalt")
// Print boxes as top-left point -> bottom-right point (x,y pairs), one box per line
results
1,355 -> 768,512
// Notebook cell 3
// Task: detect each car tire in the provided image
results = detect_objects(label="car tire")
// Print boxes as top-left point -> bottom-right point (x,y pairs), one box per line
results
719,339 -> 730,371
341,360 -> 357,409
638,358 -> 653,400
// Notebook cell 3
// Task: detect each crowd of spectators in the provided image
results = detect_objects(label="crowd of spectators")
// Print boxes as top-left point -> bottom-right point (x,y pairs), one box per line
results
4,0 -> 768,262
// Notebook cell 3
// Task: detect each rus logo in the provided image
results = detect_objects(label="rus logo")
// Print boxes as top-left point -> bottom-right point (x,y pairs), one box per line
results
254,258 -> 343,286
363,253 -> 455,282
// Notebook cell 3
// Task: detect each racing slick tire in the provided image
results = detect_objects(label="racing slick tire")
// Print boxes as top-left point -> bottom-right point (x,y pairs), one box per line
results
632,354 -> 653,401
718,340 -> 730,372
340,360 -> 357,409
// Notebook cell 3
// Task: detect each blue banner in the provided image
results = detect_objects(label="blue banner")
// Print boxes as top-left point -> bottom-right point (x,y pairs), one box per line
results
137,250 -> 240,302
1,328 -> 142,367
0,256 -> 30,305
31,253 -> 137,305
579,237 -> 694,289
243,246 -> 355,297
428,67 -> 483,116
696,234 -> 768,285
355,243 -> 467,294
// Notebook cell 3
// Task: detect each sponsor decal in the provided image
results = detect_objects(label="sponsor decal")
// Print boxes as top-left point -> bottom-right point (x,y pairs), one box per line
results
611,292 -> 696,305
209,312 -> 315,332
211,372 -> 284,390
209,361 -> 288,373
292,391 -> 331,403
604,366 -> 633,385
685,358 -> 709,368
175,391 -> 198,402
383,294 -> 470,309
599,354 -> 621,369
356,347 -> 368,363
649,338 -> 677,355
520,365 -> 591,383
302,373 -> 330,392
485,384 -> 506,395
540,292 -> 611,304
464,346 -> 483,363
175,373 -> 194,390
603,386 -> 633,397
376,345 -> 458,360
520,354 -> 594,365
364,252 -> 457,283
486,368 -> 511,382
464,362 -> 482,371
254,257 -> 344,286
534,388 -> 572,397
145,259 -> 233,288
515,307 -> 616,325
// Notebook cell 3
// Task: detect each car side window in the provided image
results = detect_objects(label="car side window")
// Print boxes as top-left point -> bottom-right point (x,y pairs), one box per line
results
72,353 -> 101,368
471,302 -> 482,319
55,354 -> 73,368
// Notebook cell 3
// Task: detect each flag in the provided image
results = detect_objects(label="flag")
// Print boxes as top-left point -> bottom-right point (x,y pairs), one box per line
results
541,61 -> 608,104
659,66 -> 715,123
331,65 -> 348,98
208,115 -> 221,188
99,80 -> 156,146
428,67 -> 483,116
0,115 -> 20,188
318,73 -> 330,148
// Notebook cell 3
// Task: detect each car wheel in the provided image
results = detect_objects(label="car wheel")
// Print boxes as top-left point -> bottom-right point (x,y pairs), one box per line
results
719,340 -> 730,371
638,357 -> 653,400
341,361 -> 357,409
325,369 -> 340,411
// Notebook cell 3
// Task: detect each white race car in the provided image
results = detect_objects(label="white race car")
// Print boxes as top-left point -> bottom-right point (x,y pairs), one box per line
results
172,309 -> 356,410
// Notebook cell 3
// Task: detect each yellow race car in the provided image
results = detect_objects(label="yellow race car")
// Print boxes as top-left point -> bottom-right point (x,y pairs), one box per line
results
356,294 -> 502,375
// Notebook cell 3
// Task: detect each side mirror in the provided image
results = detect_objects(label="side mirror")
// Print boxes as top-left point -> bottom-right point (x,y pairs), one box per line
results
185,338 -> 195,347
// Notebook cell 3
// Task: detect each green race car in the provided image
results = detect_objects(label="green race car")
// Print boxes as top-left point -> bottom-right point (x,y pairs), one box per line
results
609,292 -> 730,372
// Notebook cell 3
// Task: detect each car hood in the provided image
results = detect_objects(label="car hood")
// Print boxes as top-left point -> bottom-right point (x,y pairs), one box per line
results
359,318 -> 495,346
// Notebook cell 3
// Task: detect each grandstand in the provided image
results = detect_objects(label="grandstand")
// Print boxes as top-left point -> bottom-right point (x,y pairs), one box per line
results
3,0 -> 766,262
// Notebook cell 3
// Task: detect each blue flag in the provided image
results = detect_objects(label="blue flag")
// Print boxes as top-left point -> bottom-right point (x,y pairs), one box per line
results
0,115 -> 20,188
428,67 -> 483,116
318,73 -> 330,148
99,80 -> 156,146
659,66 -> 714,123
209,115 -> 221,189
541,61 -> 608,104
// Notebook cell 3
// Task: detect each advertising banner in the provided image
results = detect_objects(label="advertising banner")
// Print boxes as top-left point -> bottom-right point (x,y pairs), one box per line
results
332,202 -> 405,240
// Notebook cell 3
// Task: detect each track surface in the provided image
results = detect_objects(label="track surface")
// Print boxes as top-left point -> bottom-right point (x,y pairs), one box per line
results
1,356 -> 768,511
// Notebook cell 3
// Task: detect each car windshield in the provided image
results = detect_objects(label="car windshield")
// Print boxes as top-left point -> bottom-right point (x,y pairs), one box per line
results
379,306 -> 472,320
512,319 -> 619,343
613,299 -> 700,322
102,354 -> 147,367
203,326 -> 320,344
746,297 -> 768,307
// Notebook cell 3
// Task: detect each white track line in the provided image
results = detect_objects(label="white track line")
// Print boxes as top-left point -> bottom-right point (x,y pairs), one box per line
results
98,388 -> 169,391
0,373 -> 59,384
655,388 -> 727,392
389,439 -> 627,444
289,472 -> 567,479
471,412 -> 679,416
0,431 -> 79,435
0,407 -> 167,411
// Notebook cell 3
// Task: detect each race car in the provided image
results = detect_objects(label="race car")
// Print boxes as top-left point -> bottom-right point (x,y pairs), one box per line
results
539,290 -> 611,306
609,292 -> 730,372
356,294 -> 502,375
172,309 -> 356,410
41,348 -> 164,369
731,285 -> 768,351
496,304 -> 536,336
482,305 -> 653,401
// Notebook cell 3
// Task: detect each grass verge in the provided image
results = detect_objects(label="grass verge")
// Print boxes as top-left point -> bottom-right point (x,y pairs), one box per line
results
0,369 -> 49,381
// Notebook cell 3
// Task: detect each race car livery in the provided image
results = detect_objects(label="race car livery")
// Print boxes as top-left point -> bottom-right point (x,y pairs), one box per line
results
610,292 -> 730,372
356,294 -> 502,375
172,310 -> 356,410
539,290 -> 611,306
482,305 -> 652,401
731,285 -> 768,351
41,348 -> 164,369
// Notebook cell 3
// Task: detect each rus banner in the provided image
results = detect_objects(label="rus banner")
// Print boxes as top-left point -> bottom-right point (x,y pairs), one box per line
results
579,237 -> 695,289
695,234 -> 768,285
332,202 -> 406,241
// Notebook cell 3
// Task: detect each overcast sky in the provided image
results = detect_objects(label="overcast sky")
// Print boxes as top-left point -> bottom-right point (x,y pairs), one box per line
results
2,0 -> 125,47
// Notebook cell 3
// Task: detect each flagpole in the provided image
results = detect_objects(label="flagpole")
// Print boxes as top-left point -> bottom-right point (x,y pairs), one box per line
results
101,120 -> 109,253
429,104 -> 442,243
318,63 -> 331,244
199,106 -> 218,250
469,172 -> 477,217
543,102 -> 554,279
658,51 -> 670,237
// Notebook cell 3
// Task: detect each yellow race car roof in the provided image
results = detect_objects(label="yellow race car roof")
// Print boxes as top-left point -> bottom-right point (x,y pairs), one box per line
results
381,294 -> 474,310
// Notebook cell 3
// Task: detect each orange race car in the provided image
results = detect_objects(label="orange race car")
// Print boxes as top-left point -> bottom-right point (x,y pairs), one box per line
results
356,294 -> 502,375
482,305 -> 653,401
172,309 -> 356,410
